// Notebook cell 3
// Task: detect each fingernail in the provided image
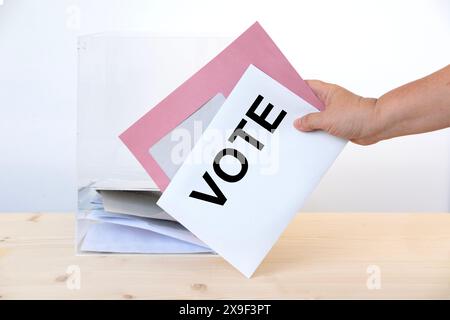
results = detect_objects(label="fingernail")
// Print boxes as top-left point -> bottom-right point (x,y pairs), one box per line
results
293,118 -> 302,130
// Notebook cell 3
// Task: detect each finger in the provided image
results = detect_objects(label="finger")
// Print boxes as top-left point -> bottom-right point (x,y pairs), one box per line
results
305,80 -> 334,105
293,112 -> 324,132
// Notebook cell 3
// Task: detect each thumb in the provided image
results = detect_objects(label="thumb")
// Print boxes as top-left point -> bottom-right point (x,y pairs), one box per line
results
305,80 -> 334,105
293,112 -> 325,132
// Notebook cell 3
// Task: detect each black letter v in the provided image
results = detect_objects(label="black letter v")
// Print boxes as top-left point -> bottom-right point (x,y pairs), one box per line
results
189,172 -> 227,206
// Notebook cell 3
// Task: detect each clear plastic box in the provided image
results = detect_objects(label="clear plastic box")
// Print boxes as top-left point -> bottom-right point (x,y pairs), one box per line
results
77,33 -> 230,253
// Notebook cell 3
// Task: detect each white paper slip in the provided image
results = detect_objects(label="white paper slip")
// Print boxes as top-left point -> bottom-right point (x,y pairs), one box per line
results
80,222 -> 213,254
99,190 -> 175,221
93,179 -> 159,191
85,209 -> 209,248
157,65 -> 347,277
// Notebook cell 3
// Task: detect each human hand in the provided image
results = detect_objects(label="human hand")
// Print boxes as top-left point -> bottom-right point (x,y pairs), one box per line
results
295,66 -> 450,144
294,80 -> 382,145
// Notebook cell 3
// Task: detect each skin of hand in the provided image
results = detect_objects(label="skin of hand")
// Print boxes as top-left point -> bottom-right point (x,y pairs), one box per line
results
294,65 -> 450,145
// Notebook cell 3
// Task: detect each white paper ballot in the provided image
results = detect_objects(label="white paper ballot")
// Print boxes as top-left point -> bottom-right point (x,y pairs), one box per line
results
157,65 -> 347,277
81,222 -> 212,254
98,190 -> 175,221
85,209 -> 209,248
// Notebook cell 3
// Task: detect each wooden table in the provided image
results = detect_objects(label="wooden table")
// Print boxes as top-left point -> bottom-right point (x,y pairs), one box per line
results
0,213 -> 449,299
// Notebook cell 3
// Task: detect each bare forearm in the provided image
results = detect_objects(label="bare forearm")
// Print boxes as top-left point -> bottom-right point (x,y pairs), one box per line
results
375,65 -> 450,141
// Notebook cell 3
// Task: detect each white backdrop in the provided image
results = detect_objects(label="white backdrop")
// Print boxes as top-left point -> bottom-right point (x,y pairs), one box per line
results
0,0 -> 449,212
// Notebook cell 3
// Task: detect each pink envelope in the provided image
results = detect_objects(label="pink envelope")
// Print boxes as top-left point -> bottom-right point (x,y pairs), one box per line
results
119,22 -> 323,191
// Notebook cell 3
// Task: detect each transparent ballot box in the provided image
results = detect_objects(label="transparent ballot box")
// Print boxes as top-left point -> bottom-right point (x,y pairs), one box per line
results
77,33 -> 230,254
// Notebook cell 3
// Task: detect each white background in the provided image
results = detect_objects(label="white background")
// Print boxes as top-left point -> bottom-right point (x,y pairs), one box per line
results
0,0 -> 449,212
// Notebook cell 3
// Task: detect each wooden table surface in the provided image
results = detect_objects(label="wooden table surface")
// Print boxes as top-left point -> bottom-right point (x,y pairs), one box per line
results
0,213 -> 449,299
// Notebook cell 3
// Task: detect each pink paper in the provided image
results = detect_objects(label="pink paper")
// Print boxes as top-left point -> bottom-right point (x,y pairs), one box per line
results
119,22 -> 323,191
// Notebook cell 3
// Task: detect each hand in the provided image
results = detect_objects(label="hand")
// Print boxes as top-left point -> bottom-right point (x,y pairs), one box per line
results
295,66 -> 450,144
294,80 -> 383,145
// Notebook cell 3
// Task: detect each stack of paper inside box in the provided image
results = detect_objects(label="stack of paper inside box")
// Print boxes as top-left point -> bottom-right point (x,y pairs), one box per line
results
78,181 -> 212,254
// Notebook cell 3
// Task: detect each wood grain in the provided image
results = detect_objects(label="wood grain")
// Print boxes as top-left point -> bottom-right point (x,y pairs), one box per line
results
0,213 -> 449,299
